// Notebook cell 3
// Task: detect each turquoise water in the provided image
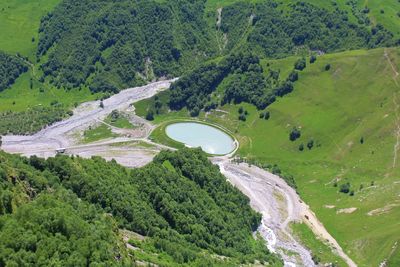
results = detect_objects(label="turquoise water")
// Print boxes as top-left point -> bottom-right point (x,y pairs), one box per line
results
165,122 -> 236,155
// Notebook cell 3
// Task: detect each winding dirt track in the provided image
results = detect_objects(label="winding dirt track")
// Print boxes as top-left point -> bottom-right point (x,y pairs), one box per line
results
2,79 -> 356,266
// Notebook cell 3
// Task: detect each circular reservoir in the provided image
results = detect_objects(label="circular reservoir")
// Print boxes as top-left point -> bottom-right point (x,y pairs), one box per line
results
165,122 -> 236,155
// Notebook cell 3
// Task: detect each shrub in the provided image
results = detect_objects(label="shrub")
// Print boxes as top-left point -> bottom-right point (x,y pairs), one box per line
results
294,58 -> 306,71
307,139 -> 314,150
325,64 -> 331,71
299,143 -> 304,151
289,128 -> 301,141
288,70 -> 298,82
339,182 -> 351,194
264,111 -> 270,120
146,110 -> 154,121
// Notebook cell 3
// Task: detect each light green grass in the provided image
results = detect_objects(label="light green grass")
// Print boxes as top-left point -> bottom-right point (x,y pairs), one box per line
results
360,0 -> 400,38
0,72 -> 98,112
82,124 -> 118,143
139,47 -> 400,267
291,223 -> 346,266
0,0 -> 61,60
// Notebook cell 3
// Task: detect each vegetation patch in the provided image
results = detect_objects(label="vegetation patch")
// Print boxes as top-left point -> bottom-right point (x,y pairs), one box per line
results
105,110 -> 134,129
290,223 -> 346,266
0,104 -> 69,135
82,124 -> 118,143
0,149 -> 283,265
0,51 -> 28,92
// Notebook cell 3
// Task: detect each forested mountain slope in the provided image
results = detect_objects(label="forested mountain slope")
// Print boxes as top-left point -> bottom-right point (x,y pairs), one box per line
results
0,149 -> 281,266
0,0 -> 399,134
36,0 -> 395,93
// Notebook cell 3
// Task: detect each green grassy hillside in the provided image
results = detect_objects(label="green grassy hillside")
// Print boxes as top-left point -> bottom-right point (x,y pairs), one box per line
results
0,0 -> 61,60
234,47 -> 400,266
138,47 -> 400,266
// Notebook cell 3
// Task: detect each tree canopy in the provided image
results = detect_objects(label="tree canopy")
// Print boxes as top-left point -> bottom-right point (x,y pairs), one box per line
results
0,149 -> 282,266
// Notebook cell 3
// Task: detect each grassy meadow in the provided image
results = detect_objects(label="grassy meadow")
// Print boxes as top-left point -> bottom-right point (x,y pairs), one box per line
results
0,0 -> 61,60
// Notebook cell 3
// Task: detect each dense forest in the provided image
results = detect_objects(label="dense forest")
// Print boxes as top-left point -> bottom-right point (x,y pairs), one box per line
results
37,0 -> 215,92
168,53 -> 295,115
223,1 -> 395,58
0,51 -> 28,92
35,0 -> 396,94
0,148 -> 282,266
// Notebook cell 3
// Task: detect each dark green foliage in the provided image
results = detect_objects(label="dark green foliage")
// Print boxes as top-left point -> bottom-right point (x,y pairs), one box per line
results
32,0 -> 396,95
239,114 -> 247,121
294,58 -> 306,71
360,137 -> 364,144
259,111 -> 270,120
339,182 -> 351,194
169,63 -> 226,111
0,106 -> 69,135
307,139 -> 314,150
37,0 -> 215,92
169,53 -> 292,113
289,128 -> 301,141
310,55 -> 317,64
325,64 -> 331,71
312,254 -> 321,265
288,70 -> 299,82
110,109 -> 120,121
0,51 -> 28,91
0,191 -> 127,266
299,143 -> 304,151
0,148 -> 279,265
247,1 -> 394,58
0,153 -> 130,266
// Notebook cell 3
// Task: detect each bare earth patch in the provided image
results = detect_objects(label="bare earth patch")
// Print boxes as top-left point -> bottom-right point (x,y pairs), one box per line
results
337,207 -> 357,214
367,203 -> 400,216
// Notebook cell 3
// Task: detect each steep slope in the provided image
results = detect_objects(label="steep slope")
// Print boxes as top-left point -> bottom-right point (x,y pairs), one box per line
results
0,149 -> 282,266
137,47 -> 400,266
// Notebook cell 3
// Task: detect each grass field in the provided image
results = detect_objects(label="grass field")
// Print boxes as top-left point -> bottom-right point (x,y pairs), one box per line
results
290,222 -> 346,266
0,72 -> 98,112
136,47 -> 400,267
82,124 -> 118,143
0,0 -> 61,60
